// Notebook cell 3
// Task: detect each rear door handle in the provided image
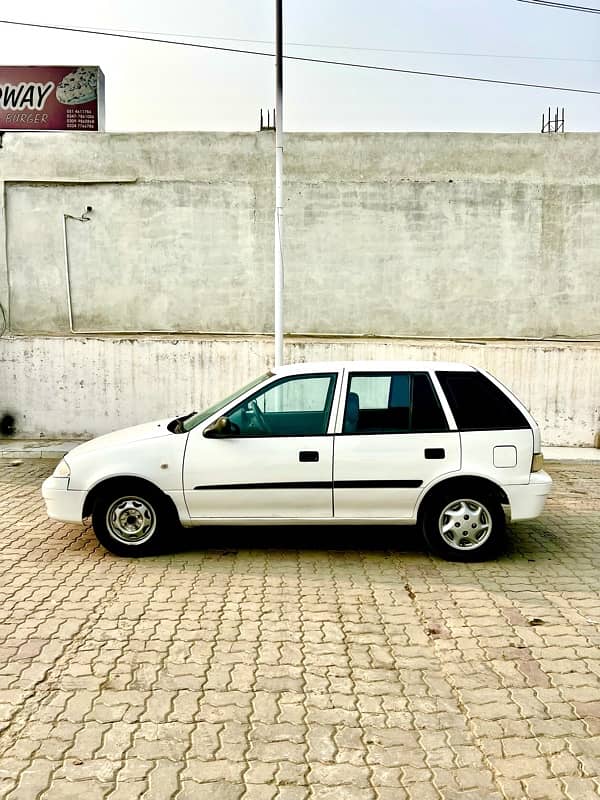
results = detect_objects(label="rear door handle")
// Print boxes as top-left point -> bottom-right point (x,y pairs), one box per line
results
299,451 -> 319,462
425,448 -> 445,459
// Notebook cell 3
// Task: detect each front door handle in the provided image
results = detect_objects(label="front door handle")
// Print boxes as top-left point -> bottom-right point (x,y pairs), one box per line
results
299,451 -> 319,462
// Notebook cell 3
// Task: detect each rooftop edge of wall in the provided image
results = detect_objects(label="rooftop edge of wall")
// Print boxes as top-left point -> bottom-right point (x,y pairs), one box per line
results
0,131 -> 598,184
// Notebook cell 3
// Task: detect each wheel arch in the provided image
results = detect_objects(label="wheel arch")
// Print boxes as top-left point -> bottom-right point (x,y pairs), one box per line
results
82,475 -> 178,520
416,475 -> 509,526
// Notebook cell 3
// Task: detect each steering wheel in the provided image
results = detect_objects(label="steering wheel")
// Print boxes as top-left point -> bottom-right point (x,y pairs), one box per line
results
249,399 -> 270,433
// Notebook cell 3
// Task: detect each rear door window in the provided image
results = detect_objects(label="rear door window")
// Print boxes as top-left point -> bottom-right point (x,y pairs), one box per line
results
436,371 -> 529,431
342,372 -> 448,434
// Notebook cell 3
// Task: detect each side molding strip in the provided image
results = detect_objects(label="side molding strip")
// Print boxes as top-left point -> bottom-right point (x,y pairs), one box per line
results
193,480 -> 423,491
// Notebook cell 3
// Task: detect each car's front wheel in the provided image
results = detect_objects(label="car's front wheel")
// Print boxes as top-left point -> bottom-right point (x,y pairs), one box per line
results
422,489 -> 505,561
91,483 -> 174,556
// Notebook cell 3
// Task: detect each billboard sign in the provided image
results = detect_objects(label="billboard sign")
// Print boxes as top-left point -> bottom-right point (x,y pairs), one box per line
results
0,67 -> 105,131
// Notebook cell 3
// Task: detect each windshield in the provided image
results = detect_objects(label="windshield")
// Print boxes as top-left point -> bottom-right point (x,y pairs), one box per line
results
182,372 -> 271,432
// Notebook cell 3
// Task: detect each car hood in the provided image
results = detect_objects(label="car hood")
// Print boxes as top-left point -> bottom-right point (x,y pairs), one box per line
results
66,418 -> 176,461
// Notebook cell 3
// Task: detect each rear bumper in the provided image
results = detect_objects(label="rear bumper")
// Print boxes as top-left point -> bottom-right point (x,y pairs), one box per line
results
41,477 -> 85,524
505,470 -> 552,521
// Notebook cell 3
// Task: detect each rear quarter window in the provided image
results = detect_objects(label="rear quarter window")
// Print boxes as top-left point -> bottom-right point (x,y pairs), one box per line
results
436,371 -> 530,431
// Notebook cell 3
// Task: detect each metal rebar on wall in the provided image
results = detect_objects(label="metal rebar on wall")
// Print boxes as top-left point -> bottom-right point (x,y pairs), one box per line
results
541,107 -> 565,133
259,108 -> 276,131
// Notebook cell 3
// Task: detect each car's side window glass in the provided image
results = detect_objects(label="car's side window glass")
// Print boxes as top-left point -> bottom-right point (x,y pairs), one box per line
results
343,372 -> 448,434
348,376 -> 391,409
228,374 -> 337,437
411,374 -> 449,432
436,371 -> 529,431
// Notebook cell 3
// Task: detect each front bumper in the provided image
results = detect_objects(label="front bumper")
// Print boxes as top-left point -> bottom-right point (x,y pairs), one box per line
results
505,470 -> 553,521
41,477 -> 86,524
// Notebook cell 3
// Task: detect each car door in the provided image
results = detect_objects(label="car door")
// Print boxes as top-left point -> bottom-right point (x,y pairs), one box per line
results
333,371 -> 460,519
183,372 -> 339,519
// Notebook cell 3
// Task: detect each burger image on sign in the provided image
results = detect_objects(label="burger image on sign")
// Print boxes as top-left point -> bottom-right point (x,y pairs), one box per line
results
56,67 -> 98,105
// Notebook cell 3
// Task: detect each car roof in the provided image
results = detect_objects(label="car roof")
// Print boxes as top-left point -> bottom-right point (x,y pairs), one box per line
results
273,360 -> 476,376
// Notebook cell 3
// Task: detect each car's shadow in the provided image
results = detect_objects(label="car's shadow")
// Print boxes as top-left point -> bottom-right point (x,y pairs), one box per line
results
78,515 -> 571,564
164,523 -> 427,556
159,514 -> 585,564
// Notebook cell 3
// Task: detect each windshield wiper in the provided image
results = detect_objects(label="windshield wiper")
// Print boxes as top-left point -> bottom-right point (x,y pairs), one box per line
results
168,411 -> 196,434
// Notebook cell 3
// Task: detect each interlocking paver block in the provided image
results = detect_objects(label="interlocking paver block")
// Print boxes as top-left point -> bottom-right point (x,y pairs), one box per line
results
177,781 -> 244,799
6,759 -> 55,799
562,776 -> 600,799
276,788 -> 310,800
1,460 -> 600,798
309,786 -> 376,800
42,779 -> 110,799
145,760 -> 181,800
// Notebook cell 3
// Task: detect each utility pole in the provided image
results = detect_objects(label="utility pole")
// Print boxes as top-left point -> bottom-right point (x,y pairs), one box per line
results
274,0 -> 284,367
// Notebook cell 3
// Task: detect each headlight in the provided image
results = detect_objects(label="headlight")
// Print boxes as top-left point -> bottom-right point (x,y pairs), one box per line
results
53,459 -> 71,478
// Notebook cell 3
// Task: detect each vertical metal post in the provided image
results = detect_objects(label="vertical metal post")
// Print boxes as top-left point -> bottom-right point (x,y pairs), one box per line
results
274,0 -> 284,367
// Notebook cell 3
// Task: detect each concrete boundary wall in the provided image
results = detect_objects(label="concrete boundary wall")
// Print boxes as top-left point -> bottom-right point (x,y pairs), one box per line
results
1,132 -> 599,443
0,334 -> 597,446
1,132 -> 600,339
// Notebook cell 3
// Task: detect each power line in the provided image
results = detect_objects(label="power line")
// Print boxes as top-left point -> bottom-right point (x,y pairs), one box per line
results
286,54 -> 600,95
1,18 -> 599,96
41,23 -> 600,64
517,0 -> 600,12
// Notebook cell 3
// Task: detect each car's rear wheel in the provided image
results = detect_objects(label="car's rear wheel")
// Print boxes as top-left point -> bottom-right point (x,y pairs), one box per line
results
422,489 -> 505,561
91,483 -> 173,556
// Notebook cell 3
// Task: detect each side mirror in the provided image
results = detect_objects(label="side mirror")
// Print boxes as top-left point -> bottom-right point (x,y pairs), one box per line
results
203,416 -> 239,438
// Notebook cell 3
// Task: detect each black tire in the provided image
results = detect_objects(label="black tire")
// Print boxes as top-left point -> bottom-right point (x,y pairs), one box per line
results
91,482 -> 174,557
422,489 -> 506,562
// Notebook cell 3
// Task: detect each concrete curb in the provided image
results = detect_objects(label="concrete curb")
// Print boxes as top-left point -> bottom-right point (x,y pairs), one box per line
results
0,441 -> 84,460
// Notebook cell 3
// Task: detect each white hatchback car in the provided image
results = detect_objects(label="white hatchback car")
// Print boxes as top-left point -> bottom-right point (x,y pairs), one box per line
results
42,361 -> 551,561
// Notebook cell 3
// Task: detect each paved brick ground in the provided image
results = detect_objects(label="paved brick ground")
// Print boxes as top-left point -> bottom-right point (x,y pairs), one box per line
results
0,459 -> 599,799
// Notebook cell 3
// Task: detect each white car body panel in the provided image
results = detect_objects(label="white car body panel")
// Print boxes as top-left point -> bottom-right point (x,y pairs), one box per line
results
56,421 -> 190,520
65,433 -> 187,496
333,432 -> 461,519
460,429 -> 534,486
183,434 -> 334,518
66,418 -> 174,458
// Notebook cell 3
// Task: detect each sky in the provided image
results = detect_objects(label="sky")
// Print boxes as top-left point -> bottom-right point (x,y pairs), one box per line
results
0,0 -> 599,133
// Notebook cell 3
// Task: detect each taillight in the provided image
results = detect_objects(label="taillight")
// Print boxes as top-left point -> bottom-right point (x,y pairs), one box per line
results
531,453 -> 544,472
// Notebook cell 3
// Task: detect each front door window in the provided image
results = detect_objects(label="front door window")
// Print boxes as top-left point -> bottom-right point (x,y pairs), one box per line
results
228,373 -> 337,437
